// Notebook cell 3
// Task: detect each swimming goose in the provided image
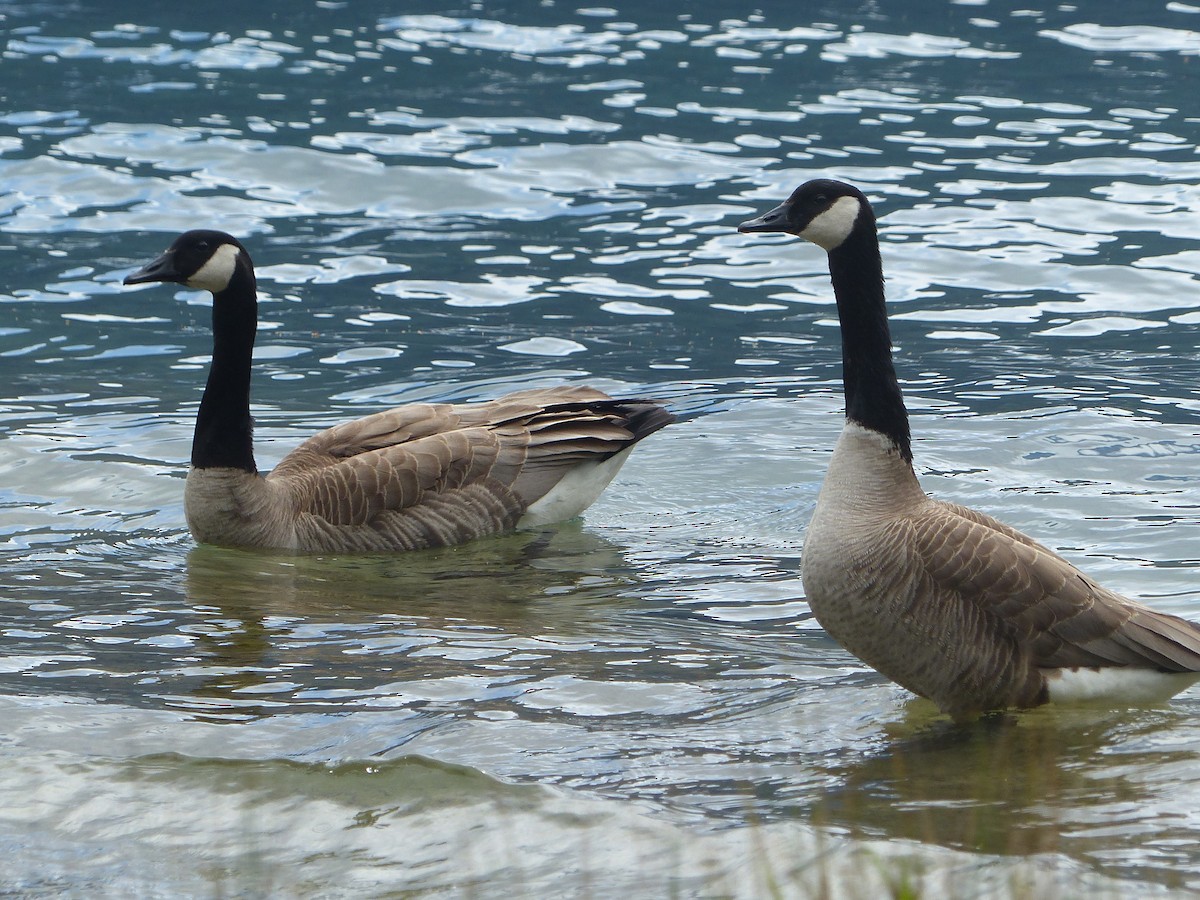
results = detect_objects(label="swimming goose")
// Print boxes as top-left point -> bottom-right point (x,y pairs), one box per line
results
123,229 -> 672,553
739,179 -> 1200,721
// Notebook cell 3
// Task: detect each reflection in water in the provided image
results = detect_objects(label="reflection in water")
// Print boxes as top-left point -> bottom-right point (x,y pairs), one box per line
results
180,526 -> 640,721
5,0 -> 1200,895
813,705 -> 1200,888
184,523 -> 637,615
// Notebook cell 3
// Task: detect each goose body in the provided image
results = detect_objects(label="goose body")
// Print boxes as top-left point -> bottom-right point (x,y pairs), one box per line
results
740,180 -> 1200,720
124,230 -> 672,554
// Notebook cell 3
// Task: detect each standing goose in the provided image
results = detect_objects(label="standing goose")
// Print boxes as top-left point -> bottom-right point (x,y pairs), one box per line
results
740,179 -> 1200,721
124,229 -> 672,553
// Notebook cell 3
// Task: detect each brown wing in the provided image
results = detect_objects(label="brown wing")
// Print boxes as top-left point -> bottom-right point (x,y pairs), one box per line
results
261,387 -> 672,551
914,500 -> 1200,673
270,386 -> 619,472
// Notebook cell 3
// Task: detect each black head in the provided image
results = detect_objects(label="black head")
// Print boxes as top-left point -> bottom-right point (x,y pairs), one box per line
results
124,230 -> 251,293
738,179 -> 873,251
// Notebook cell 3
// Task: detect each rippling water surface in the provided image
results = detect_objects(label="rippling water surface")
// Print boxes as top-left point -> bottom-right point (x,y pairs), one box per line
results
4,1 -> 1200,896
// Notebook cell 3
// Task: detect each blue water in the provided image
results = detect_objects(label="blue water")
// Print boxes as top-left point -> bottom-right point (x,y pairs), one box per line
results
3,1 -> 1200,896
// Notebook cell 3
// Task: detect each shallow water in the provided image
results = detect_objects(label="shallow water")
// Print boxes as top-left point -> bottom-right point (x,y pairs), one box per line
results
3,1 -> 1200,896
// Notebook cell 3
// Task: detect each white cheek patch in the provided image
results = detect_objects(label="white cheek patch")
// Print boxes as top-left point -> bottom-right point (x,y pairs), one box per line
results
800,195 -> 861,251
187,243 -> 240,292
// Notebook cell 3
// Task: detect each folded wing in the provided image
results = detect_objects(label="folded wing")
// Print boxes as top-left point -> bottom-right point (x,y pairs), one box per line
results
264,387 -> 672,551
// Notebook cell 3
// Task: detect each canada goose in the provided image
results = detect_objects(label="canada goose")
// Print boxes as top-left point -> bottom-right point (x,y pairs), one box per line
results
123,229 -> 672,553
739,179 -> 1200,721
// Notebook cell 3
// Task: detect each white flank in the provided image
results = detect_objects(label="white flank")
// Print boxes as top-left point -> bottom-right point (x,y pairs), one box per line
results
517,447 -> 634,527
1045,666 -> 1200,705
187,243 -> 241,293
801,195 -> 861,251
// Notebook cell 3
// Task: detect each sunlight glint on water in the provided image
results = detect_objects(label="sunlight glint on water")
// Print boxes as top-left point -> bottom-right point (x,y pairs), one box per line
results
2,2 -> 1200,896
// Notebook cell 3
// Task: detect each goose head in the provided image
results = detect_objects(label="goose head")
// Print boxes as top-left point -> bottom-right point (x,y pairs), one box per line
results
124,230 -> 251,294
738,179 -> 872,252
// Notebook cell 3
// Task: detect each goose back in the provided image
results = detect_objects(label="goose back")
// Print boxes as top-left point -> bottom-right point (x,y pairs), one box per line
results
185,386 -> 671,553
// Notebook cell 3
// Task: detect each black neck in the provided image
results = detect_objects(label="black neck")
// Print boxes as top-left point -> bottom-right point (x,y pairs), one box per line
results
828,225 -> 912,463
192,263 -> 257,472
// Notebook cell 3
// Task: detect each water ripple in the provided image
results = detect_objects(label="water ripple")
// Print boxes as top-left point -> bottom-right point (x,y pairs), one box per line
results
5,1 -> 1200,895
